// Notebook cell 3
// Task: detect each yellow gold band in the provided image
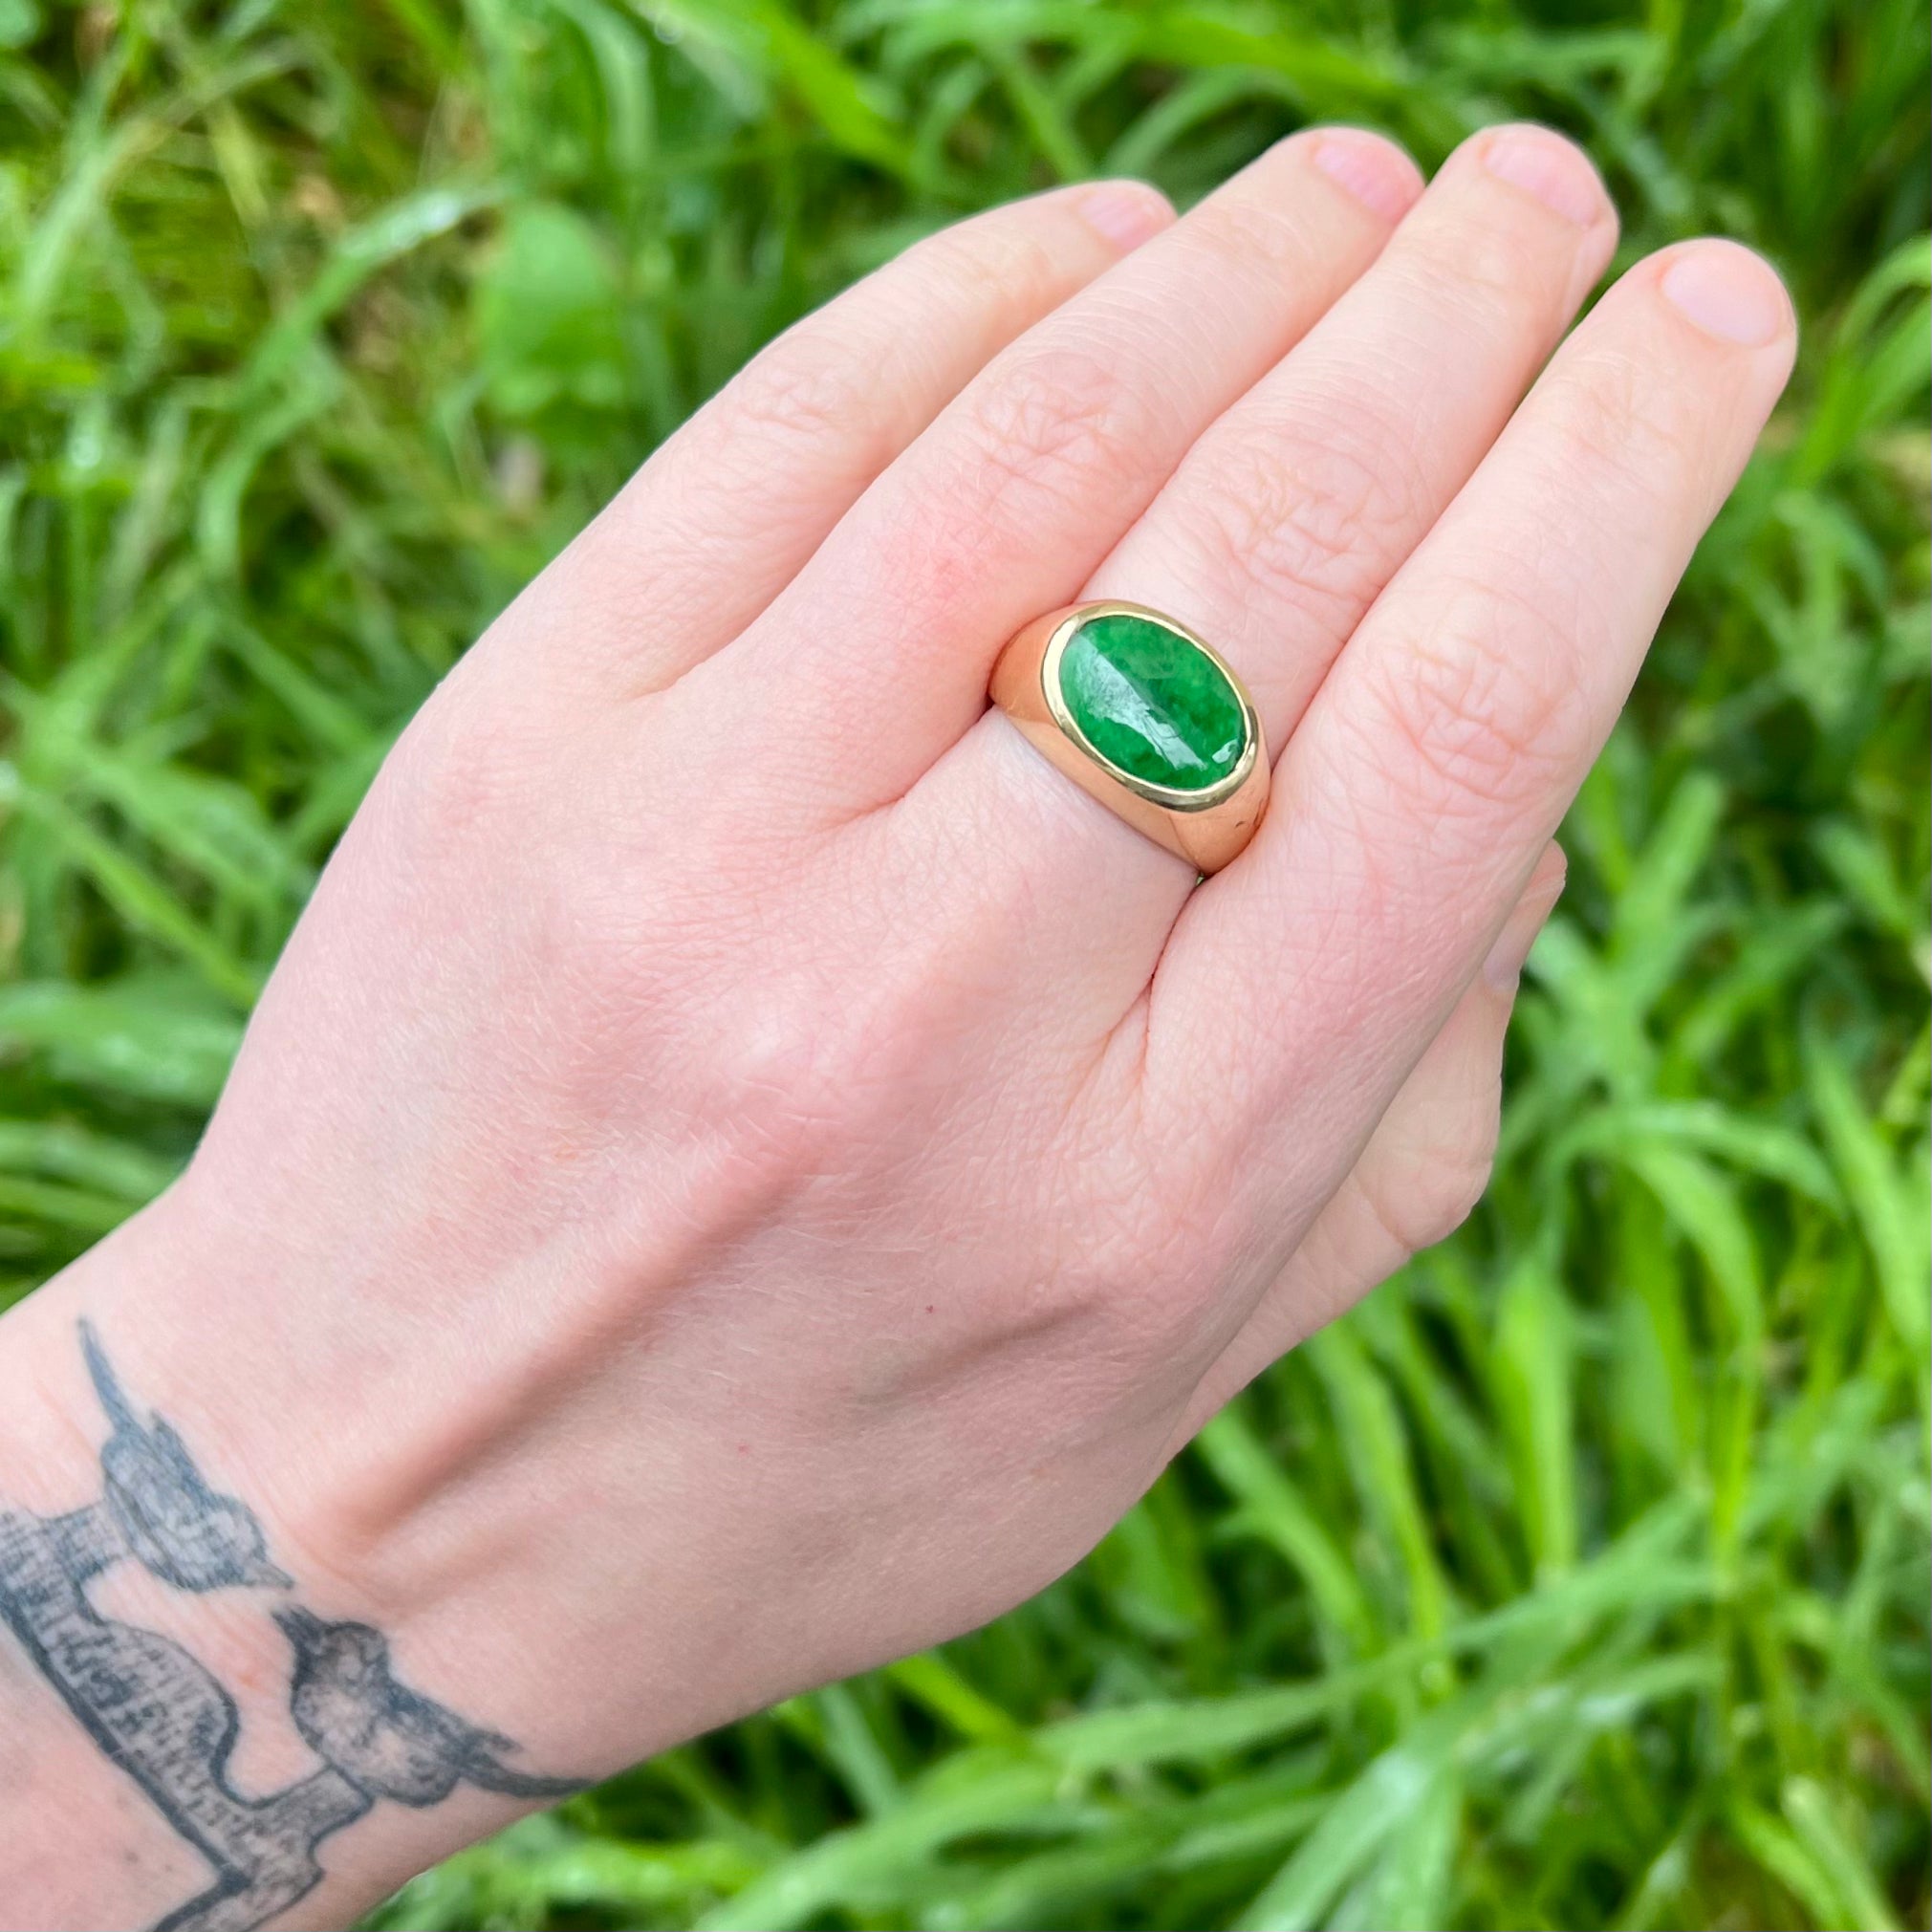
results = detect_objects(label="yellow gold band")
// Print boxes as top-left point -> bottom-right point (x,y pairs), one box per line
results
989,600 -> 1269,875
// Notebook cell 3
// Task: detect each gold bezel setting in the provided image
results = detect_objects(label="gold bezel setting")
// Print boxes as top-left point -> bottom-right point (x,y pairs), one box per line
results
1037,601 -> 1261,814
989,599 -> 1270,875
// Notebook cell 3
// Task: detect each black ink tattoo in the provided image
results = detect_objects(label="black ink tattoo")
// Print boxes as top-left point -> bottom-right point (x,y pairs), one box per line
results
83,1322 -> 293,1595
0,1323 -> 586,1932
275,1607 -> 583,1808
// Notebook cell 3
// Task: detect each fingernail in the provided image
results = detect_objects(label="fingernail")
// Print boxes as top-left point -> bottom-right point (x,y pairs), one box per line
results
1660,244 -> 1791,346
1072,182 -> 1172,251
1481,125 -> 1607,227
1311,130 -> 1423,223
1483,870 -> 1566,993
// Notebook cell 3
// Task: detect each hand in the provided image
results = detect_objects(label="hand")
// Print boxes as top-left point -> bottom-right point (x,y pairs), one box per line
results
2,122 -> 1791,1925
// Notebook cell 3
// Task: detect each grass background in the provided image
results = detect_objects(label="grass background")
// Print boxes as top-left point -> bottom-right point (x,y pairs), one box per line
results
1,0 -> 1927,1926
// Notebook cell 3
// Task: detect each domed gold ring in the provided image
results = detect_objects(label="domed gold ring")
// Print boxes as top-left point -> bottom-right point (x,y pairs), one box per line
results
989,600 -> 1269,875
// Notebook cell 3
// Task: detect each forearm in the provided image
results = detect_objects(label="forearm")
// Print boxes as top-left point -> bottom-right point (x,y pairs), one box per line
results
0,1208 -> 590,1932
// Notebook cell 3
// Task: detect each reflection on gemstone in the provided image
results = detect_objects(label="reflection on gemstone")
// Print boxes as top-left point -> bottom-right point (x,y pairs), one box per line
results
1055,611 -> 1248,792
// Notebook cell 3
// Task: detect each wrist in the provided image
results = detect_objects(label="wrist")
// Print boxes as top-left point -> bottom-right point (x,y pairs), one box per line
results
0,1200 -> 593,1932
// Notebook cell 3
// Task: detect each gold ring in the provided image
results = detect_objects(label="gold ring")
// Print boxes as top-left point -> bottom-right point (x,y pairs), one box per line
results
989,600 -> 1269,875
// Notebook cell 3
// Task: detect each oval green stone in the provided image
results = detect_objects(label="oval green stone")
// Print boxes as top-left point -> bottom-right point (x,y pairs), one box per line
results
1055,611 -> 1248,792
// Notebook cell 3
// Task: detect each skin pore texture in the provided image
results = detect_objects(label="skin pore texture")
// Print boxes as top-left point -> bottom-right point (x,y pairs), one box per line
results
0,122 -> 1792,1929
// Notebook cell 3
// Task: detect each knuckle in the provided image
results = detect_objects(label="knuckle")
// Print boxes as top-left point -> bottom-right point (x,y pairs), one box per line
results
695,983 -> 862,1174
1405,130 -> 1608,307
1198,184 -> 1328,277
1398,216 -> 1538,313
657,908 -> 988,1194
594,929 -> 883,1188
920,208 -> 1068,316
719,326 -> 889,465
1180,411 -> 1420,630
1537,346 -> 1690,501
1363,576 -> 1583,818
953,341 -> 1159,514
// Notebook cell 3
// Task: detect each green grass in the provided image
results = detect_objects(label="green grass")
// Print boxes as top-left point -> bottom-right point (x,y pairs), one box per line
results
1,1 -> 1927,1926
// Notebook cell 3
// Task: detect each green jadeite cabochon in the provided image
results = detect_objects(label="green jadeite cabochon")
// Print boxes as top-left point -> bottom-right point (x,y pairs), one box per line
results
1055,611 -> 1248,792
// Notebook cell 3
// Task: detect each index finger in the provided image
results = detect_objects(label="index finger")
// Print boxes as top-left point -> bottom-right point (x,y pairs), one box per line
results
1149,239 -> 1796,1192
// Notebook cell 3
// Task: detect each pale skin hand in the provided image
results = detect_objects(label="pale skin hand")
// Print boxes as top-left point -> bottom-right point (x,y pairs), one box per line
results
0,123 -> 1794,1926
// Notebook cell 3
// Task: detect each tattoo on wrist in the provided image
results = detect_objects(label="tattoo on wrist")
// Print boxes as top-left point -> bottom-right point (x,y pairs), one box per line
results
0,1322 -> 586,1932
